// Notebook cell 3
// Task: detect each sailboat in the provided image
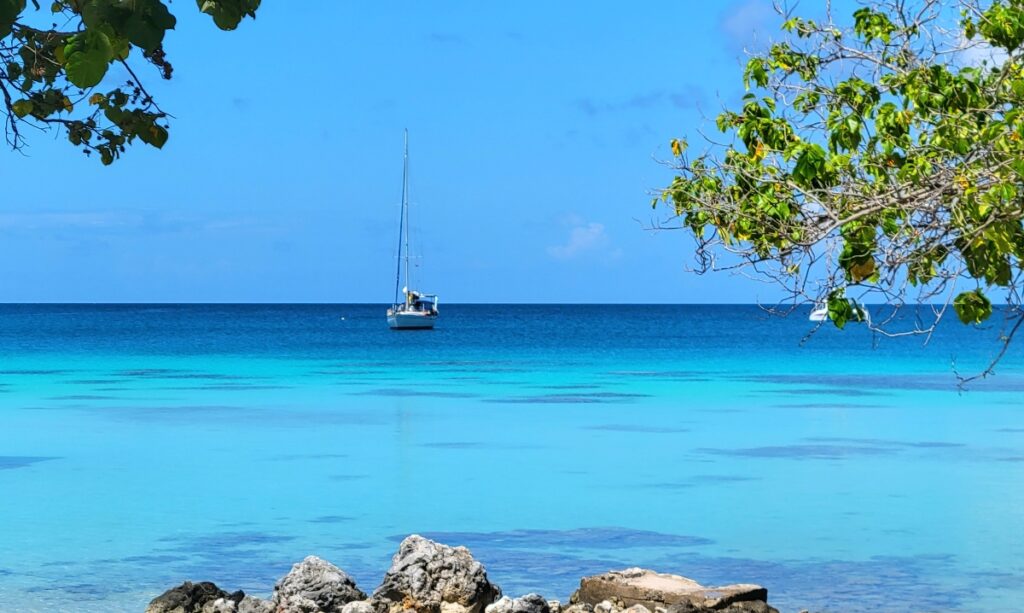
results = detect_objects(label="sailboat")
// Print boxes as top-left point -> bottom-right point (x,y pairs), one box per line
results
387,130 -> 439,330
809,302 -> 871,324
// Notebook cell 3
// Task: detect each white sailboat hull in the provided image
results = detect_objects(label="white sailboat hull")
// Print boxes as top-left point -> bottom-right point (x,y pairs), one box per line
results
387,311 -> 437,329
809,305 -> 871,324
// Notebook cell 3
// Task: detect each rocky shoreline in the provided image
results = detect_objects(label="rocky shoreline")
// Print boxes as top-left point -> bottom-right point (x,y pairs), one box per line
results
146,535 -> 780,613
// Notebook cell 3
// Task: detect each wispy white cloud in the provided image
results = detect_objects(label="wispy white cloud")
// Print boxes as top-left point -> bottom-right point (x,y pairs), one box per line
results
547,219 -> 617,260
0,211 -> 264,235
958,34 -> 1008,68
575,86 -> 706,116
428,32 -> 466,45
721,0 -> 778,51
0,212 -> 134,230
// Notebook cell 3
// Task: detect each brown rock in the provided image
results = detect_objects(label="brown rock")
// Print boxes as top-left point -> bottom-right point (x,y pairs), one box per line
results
146,581 -> 245,613
570,569 -> 772,612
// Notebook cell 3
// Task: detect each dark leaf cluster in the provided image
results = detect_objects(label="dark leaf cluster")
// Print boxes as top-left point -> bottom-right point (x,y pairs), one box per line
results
0,0 -> 260,163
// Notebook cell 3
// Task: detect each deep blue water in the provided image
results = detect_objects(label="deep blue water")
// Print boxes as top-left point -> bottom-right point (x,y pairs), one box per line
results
1,304 -> 1022,612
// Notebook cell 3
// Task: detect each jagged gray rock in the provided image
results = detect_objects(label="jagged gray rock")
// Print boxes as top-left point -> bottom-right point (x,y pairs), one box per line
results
237,596 -> 273,613
272,556 -> 367,613
275,594 -> 321,613
343,601 -> 377,613
372,535 -> 501,613
486,596 -> 514,613
485,594 -> 548,613
571,569 -> 776,613
201,599 -> 239,613
593,601 -> 615,613
666,603 -> 777,613
146,581 -> 244,613
512,595 -> 549,613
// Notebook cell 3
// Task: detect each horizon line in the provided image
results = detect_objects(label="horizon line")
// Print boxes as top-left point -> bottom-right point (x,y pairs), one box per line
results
0,301 -> 996,307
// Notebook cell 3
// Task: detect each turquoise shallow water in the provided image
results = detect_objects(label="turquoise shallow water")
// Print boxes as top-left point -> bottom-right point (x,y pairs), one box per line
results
1,304 -> 1023,612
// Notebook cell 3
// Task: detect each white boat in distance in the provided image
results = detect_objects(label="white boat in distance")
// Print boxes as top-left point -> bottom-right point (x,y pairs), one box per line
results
809,303 -> 871,324
387,287 -> 438,329
809,305 -> 829,322
387,130 -> 439,330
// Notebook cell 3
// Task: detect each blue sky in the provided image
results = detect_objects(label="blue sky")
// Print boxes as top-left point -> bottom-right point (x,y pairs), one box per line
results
1,1 -> 848,303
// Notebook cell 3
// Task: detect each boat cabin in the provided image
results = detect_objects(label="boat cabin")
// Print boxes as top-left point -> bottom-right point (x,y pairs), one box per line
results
403,289 -> 438,314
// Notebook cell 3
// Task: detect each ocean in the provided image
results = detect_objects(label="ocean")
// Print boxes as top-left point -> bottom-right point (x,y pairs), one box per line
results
0,304 -> 1022,612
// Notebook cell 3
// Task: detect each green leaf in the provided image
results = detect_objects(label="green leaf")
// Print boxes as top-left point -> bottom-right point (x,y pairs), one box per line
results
121,0 -> 176,52
138,123 -> 168,149
112,34 -> 131,60
826,288 -> 868,329
80,0 -> 116,30
953,289 -> 993,325
64,29 -> 114,89
81,0 -> 176,52
103,106 -> 124,124
827,290 -> 850,329
0,0 -> 25,37
11,98 -> 32,118
964,18 -> 977,40
197,0 -> 260,30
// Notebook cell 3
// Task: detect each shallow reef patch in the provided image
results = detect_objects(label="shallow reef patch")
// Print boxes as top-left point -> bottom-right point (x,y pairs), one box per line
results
700,444 -> 897,460
0,456 -> 60,470
583,424 -> 689,433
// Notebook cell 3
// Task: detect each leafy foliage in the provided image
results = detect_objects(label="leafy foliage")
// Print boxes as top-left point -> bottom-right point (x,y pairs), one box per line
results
954,288 -> 993,324
655,0 -> 1024,376
0,0 -> 260,164
197,0 -> 259,31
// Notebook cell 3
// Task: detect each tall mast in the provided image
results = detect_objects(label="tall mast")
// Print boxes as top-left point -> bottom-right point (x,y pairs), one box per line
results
403,129 -> 411,294
393,130 -> 409,306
